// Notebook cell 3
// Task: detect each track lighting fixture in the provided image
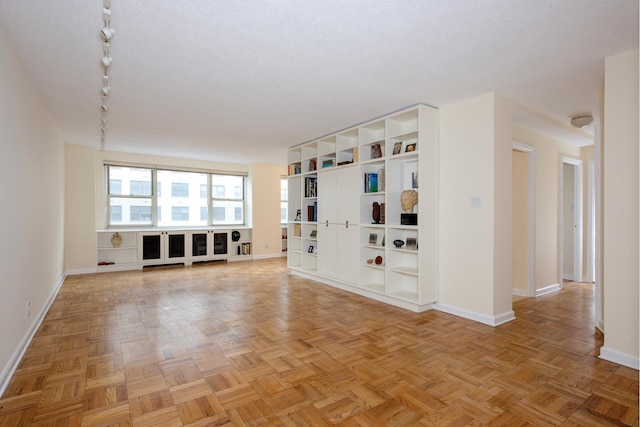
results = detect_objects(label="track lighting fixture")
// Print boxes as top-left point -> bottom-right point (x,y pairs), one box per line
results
99,0 -> 113,149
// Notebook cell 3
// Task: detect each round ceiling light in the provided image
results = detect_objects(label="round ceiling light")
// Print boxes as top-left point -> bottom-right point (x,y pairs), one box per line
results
570,114 -> 593,128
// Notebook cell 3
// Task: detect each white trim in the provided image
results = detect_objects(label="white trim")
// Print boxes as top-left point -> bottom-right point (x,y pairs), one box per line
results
512,141 -> 536,297
252,253 -> 282,260
599,347 -> 640,370
594,122 -> 603,331
512,288 -> 527,297
0,274 -> 67,397
563,273 -> 575,281
67,268 -> 99,275
433,303 -> 516,326
596,320 -> 604,334
586,160 -> 596,282
290,269 -> 435,313
561,157 -> 583,283
536,283 -> 561,297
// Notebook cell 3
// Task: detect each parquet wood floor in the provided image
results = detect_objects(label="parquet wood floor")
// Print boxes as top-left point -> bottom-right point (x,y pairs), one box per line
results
1,258 -> 637,426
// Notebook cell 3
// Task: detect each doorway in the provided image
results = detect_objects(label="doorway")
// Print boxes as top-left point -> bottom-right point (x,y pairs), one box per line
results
561,157 -> 583,283
512,142 -> 536,297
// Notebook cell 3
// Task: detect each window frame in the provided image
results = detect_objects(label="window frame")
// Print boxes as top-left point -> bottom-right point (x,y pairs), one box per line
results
105,164 -> 247,228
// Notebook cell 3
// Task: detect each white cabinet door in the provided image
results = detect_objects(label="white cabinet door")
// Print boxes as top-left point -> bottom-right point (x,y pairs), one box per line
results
337,223 -> 359,284
318,165 -> 359,225
317,223 -> 337,278
318,222 -> 359,285
336,166 -> 360,225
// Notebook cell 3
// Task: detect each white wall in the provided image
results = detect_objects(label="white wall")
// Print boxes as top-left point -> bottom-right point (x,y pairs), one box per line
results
0,26 -> 65,391
438,93 -> 513,325
250,164 -> 287,258
601,49 -> 639,369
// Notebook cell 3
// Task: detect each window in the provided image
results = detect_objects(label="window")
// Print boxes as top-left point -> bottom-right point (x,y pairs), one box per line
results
106,166 -> 153,226
111,205 -> 122,222
281,178 -> 288,224
213,185 -> 225,198
171,207 -> 189,221
211,174 -> 245,225
131,206 -> 152,221
213,207 -> 225,221
171,183 -> 189,198
131,180 -> 151,195
110,179 -> 122,195
106,165 -> 246,227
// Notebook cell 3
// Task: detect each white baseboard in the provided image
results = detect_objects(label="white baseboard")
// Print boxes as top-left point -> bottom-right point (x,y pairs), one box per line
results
252,253 -> 283,260
536,283 -> 561,297
512,289 -> 527,297
0,273 -> 66,397
67,268 -> 98,275
433,303 -> 516,327
563,274 -> 575,281
599,346 -> 640,370
596,320 -> 604,334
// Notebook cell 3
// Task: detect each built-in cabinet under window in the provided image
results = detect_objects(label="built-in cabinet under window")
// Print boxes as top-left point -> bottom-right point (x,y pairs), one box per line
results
97,228 -> 252,271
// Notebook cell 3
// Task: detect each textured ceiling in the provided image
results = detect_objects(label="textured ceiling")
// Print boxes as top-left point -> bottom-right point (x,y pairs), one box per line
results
0,0 -> 637,165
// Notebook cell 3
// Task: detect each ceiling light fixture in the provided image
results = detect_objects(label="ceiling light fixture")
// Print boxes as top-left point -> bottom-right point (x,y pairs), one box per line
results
99,0 -> 113,150
570,114 -> 593,129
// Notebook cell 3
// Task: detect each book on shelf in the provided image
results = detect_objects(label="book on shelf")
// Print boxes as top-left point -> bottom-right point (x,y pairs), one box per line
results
363,172 -> 379,193
322,159 -> 334,168
307,204 -> 317,222
304,177 -> 317,198
288,163 -> 301,175
241,242 -> 252,255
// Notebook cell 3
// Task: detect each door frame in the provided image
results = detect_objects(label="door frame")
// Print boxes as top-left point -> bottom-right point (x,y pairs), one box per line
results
561,157 -> 583,284
513,141 -> 536,297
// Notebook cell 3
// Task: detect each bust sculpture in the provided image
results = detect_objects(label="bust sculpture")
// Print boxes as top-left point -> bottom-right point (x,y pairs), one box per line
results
400,189 -> 418,213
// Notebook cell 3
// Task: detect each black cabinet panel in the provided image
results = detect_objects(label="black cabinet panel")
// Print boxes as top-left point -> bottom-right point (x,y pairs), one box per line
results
142,235 -> 161,260
168,234 -> 185,258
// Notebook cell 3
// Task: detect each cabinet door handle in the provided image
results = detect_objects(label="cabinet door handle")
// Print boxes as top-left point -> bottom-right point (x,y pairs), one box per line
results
346,220 -> 349,229
326,220 -> 328,227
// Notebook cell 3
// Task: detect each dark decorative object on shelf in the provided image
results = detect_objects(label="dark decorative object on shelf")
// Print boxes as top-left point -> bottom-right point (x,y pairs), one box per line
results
372,202 -> 381,224
295,209 -> 301,221
393,239 -> 405,248
375,255 -> 383,265
401,213 -> 418,225
231,230 -> 241,241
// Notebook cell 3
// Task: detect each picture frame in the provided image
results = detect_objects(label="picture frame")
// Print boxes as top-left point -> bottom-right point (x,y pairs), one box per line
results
405,143 -> 416,153
406,237 -> 417,250
369,233 -> 378,245
393,142 -> 402,155
308,159 -> 317,171
371,144 -> 383,159
403,159 -> 418,190
310,229 -> 317,238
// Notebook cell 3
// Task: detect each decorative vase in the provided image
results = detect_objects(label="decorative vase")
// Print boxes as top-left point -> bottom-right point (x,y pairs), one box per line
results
111,232 -> 122,248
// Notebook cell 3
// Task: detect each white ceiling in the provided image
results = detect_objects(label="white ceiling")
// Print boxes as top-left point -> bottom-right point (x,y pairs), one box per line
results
0,1 -> 637,165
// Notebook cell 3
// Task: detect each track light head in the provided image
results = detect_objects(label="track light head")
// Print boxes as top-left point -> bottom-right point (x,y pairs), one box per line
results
101,26 -> 115,41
